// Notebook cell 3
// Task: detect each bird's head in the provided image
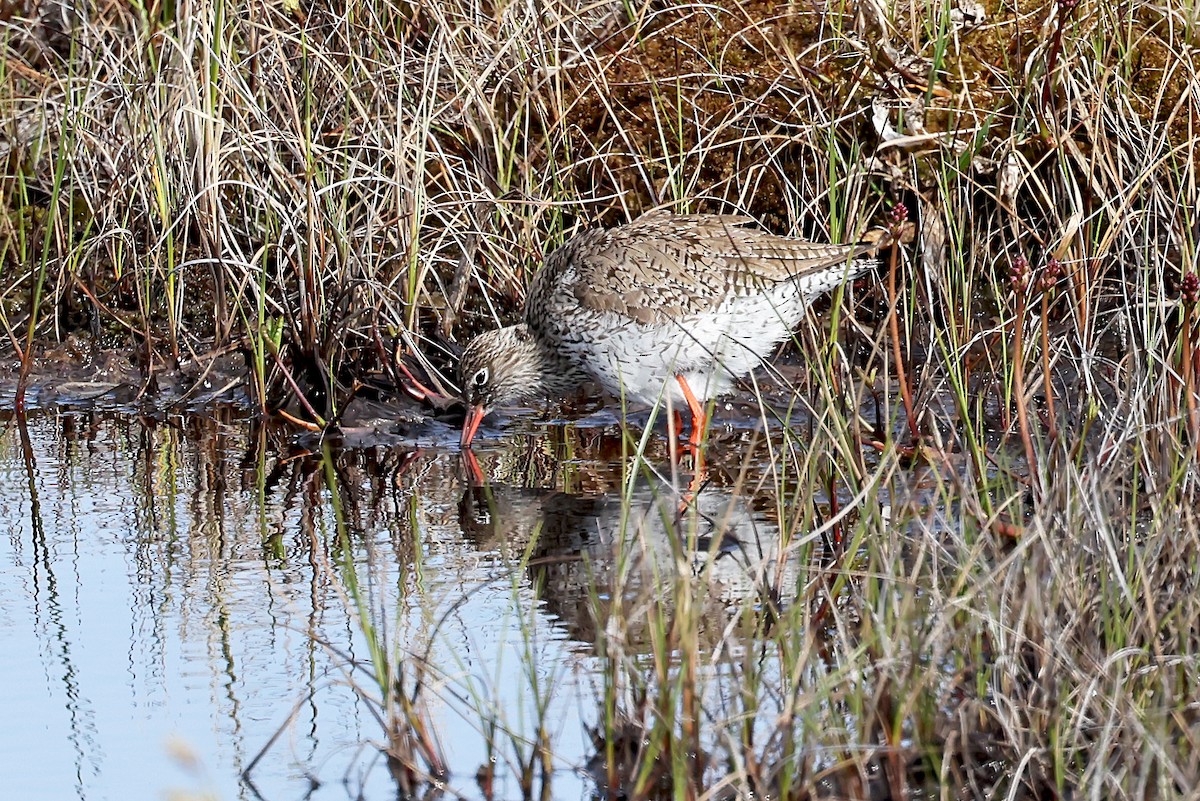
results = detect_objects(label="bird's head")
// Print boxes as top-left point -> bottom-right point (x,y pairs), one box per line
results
458,324 -> 557,448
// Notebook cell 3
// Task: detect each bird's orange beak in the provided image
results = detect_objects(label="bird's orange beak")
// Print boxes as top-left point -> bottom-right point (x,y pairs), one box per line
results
461,403 -> 487,449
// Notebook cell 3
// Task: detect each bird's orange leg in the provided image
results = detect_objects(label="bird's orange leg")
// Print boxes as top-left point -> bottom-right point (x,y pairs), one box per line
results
675,376 -> 707,453
461,448 -> 485,487
675,375 -> 707,508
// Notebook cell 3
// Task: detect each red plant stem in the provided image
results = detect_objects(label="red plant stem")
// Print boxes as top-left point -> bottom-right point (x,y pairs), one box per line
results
1194,335 -> 1200,441
15,363 -> 29,414
1041,1 -> 1077,110
1040,292 -> 1058,441
1013,292 -> 1039,485
887,242 -> 919,442
1182,304 -> 1198,459
1195,341 -> 1200,465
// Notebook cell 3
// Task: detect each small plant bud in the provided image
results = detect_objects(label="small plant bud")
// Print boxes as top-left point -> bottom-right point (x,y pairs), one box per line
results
1010,254 -> 1030,293
888,203 -> 908,232
1182,272 -> 1199,306
1039,257 -> 1063,293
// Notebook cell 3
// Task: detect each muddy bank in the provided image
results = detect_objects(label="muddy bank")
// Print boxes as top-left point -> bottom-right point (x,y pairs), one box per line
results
0,346 -> 478,463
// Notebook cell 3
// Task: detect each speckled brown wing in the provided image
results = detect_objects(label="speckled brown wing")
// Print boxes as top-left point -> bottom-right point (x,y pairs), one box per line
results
538,210 -> 876,325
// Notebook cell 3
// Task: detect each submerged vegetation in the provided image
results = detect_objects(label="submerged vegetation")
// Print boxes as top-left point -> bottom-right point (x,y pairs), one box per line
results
2,0 -> 1199,798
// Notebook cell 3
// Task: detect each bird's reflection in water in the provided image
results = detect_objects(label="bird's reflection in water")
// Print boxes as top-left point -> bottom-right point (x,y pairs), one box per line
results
458,475 -> 796,651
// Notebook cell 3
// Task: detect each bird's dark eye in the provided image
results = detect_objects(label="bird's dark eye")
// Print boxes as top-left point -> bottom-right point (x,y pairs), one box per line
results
472,367 -> 489,387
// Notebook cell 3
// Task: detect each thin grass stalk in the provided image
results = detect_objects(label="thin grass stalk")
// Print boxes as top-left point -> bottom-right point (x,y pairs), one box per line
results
320,443 -> 446,782
16,89 -> 73,412
923,0 -> 951,108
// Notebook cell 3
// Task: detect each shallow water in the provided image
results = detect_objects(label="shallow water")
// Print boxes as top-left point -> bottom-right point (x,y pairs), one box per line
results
1,407 -> 836,801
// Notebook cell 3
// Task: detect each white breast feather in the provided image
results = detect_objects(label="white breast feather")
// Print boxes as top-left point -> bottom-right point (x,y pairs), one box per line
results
561,281 -> 813,406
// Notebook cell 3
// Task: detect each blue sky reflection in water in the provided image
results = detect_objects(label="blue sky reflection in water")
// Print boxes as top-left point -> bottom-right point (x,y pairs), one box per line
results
0,411 -> 615,801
